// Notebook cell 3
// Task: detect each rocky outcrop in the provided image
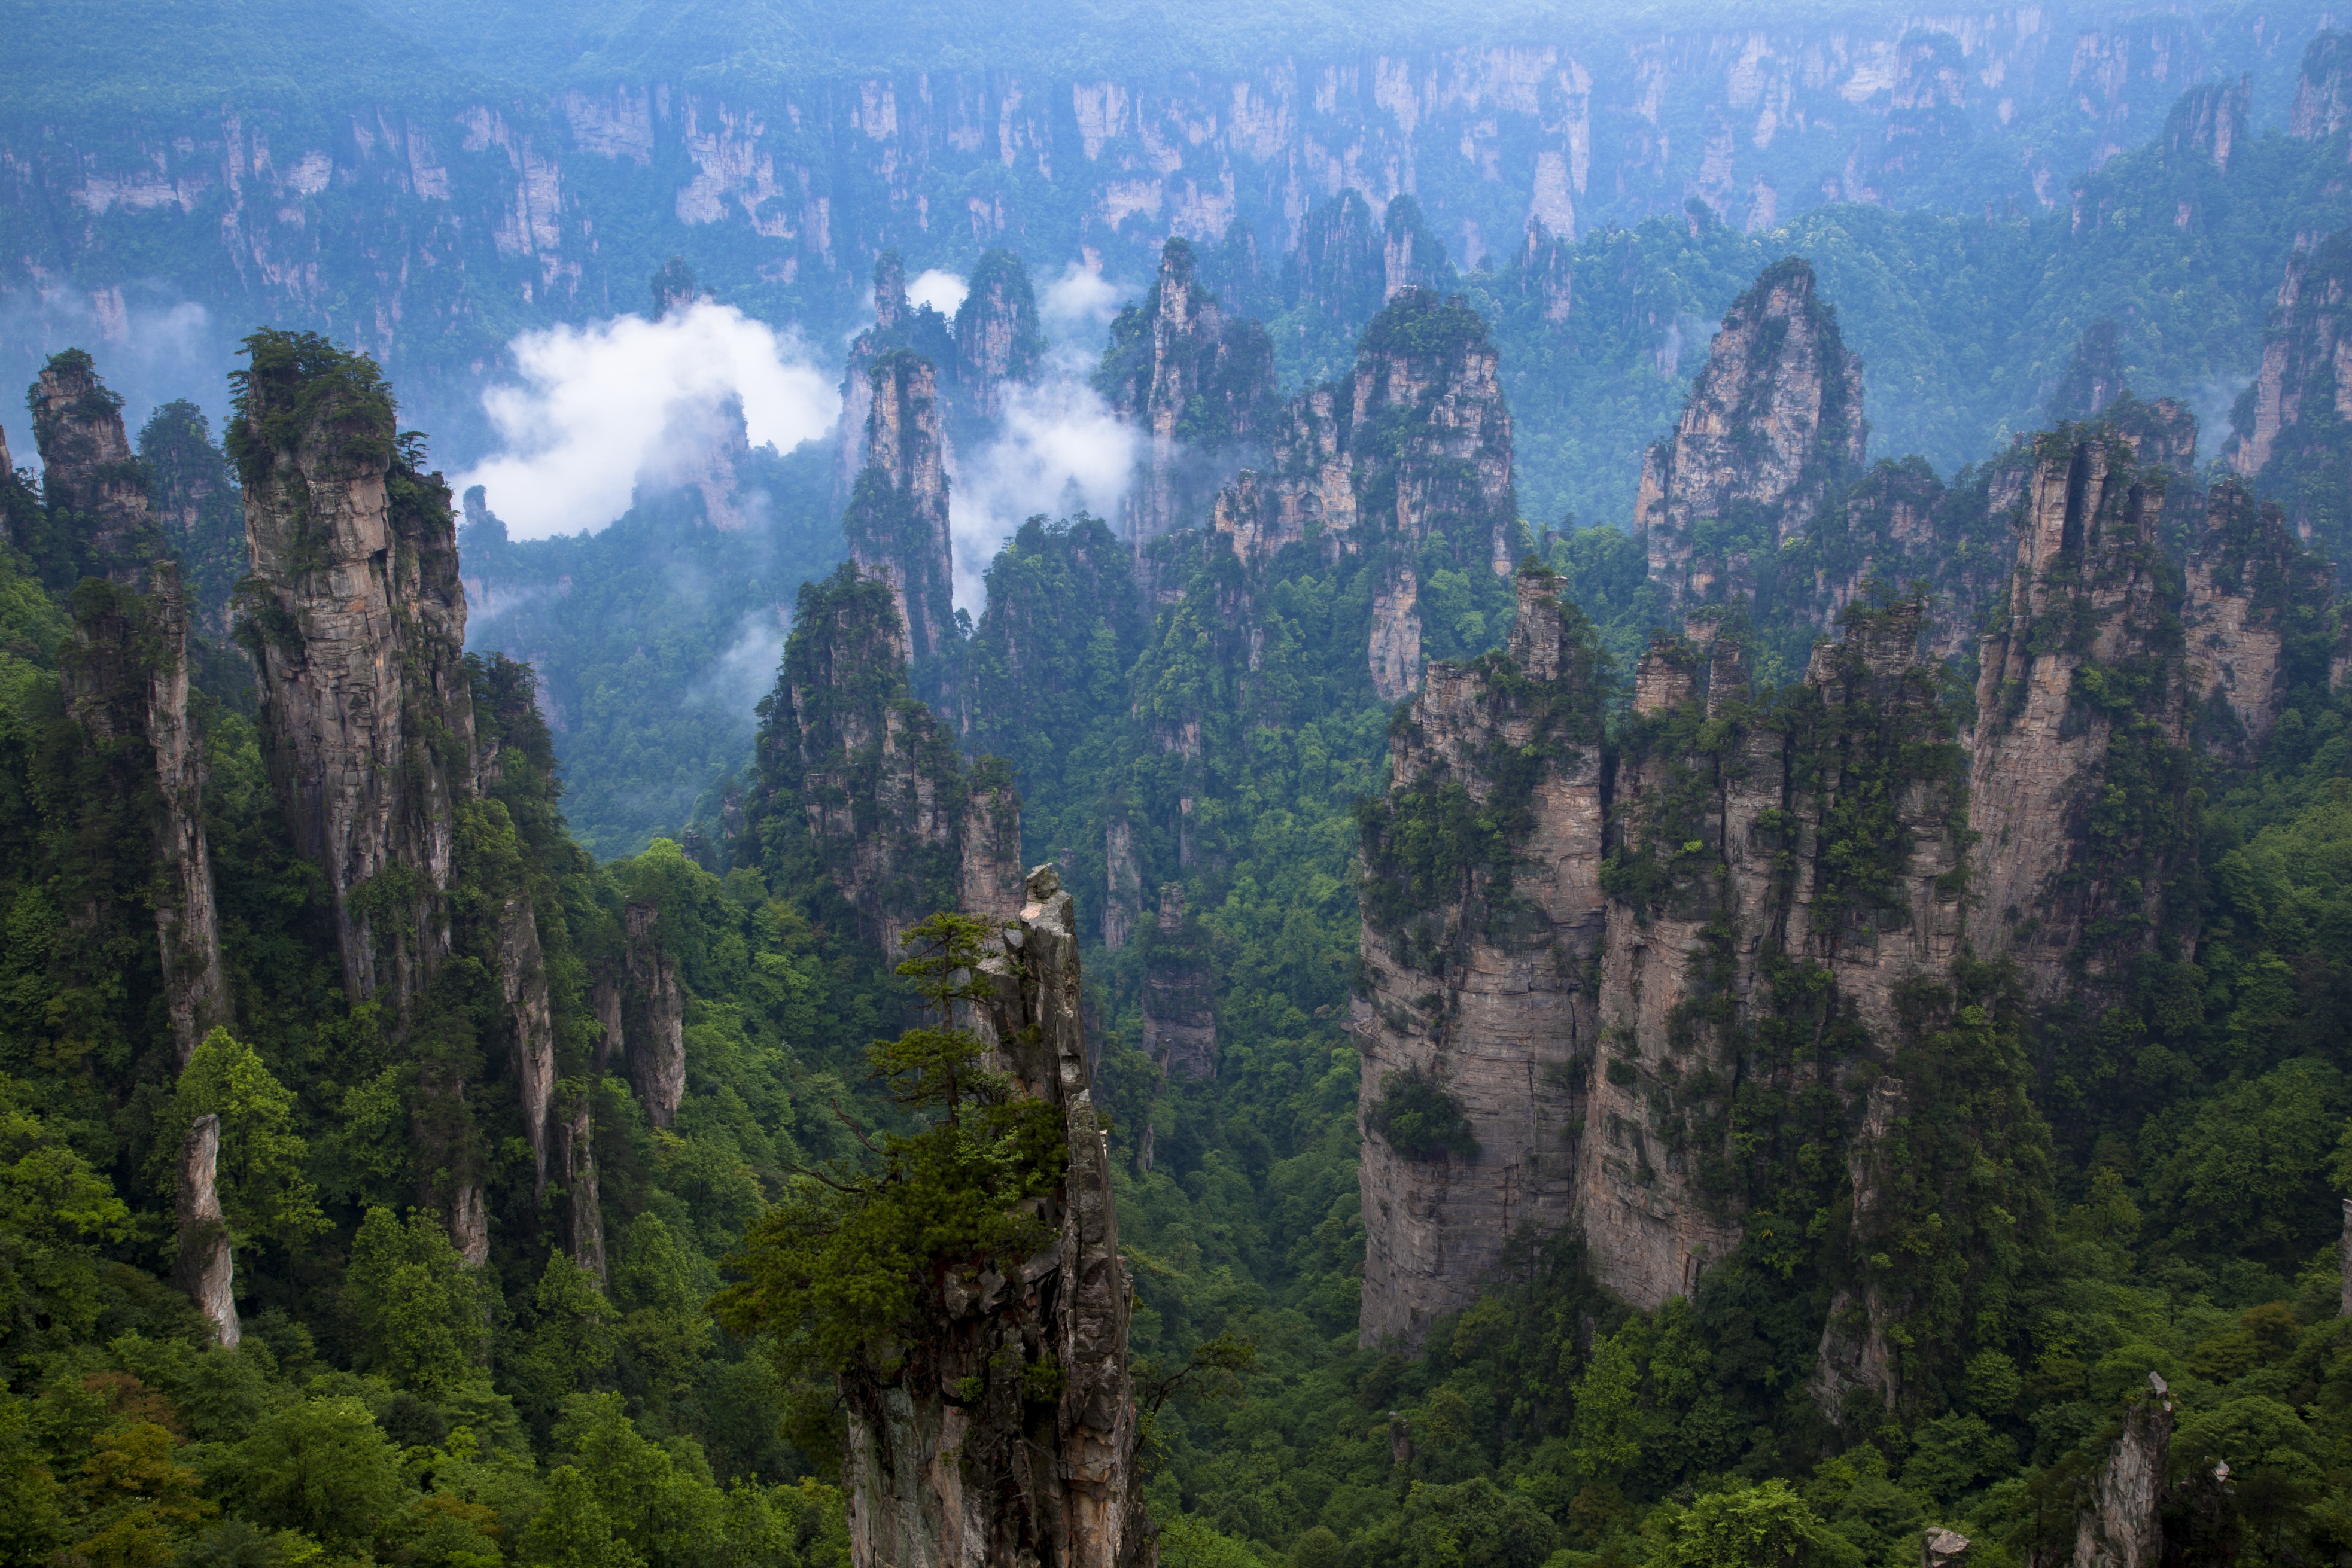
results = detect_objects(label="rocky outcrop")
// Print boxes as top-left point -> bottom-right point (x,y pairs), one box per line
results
36,352 -> 230,1067
138,400 -> 248,639
1103,818 -> 1143,952
845,866 -> 1148,1568
1096,238 -> 1280,549
624,902 -> 686,1129
757,562 -> 1024,957
953,249 -> 1045,424
1811,1078 -> 1908,1418
1212,287 -> 1519,585
1286,190 -> 1385,327
236,334 -> 478,1015
2067,1385 -> 2173,1568
501,896 -> 559,1181
174,1112 -> 239,1347
1354,566 -> 1610,1347
961,760 -> 1027,928
1584,598 -> 1965,1309
1519,220 -> 1574,323
1638,258 -> 1867,608
29,348 -> 163,586
2164,74 -> 2249,172
836,252 -> 959,514
554,1083 -> 607,1283
1369,566 -> 1423,702
144,566 -> 232,1064
844,349 -> 959,690
2290,32 -> 2350,141
234,333 -> 528,1250
2181,482 -> 2333,762
1967,426 -> 2196,1001
2341,1198 -> 2351,1317
1140,884 -> 1216,1080
2222,230 -> 2351,558
2049,322 -> 2128,422
1380,194 -> 1456,303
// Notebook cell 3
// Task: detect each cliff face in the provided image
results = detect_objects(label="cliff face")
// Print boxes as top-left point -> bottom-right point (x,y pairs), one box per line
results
1209,287 -> 1517,698
2181,481 -> 2335,762
953,249 -> 1046,425
1140,884 -> 1216,1080
2066,1388 -> 2173,1568
623,902 -> 686,1128
1638,258 -> 1866,608
232,333 -> 581,1256
28,349 -> 162,586
2290,31 -> 2350,139
1353,567 -> 1609,1347
844,348 -> 960,690
1967,425 -> 2197,1002
4,7 -> 2304,483
1288,191 -> 1386,326
1096,239 -> 1280,550
2222,230 -> 2352,560
138,400 -> 249,639
1380,195 -> 1458,303
174,1113 -> 239,1348
759,562 -> 1023,955
36,352 -> 230,1065
1586,598 -> 1966,1309
845,866 -> 1148,1568
143,566 -> 233,1063
235,335 -> 479,1015
2164,74 -> 2251,172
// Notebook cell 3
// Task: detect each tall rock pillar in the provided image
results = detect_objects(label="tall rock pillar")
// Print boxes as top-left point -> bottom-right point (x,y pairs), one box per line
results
754,562 -> 1026,961
843,866 -> 1149,1568
844,350 -> 959,695
174,1113 -> 240,1347
1353,566 -> 1609,1347
1968,428 -> 2192,1001
232,330 -> 492,1248
35,351 -> 229,1064
1637,258 -> 1866,607
1096,238 -> 1279,552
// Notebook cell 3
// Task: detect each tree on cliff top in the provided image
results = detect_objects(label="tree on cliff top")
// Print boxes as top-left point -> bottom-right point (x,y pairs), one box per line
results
715,912 -> 1067,1375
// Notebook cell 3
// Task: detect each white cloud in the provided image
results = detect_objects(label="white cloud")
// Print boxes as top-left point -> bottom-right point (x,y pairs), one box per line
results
457,300 -> 837,539
1038,260 -> 1131,375
948,377 -> 1137,611
909,268 -> 969,317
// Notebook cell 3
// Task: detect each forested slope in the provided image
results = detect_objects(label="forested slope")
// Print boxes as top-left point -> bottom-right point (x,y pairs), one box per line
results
5,23 -> 2352,1568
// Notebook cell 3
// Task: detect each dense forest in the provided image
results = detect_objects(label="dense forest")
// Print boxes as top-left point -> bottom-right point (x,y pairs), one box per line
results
5,10 -> 2352,1568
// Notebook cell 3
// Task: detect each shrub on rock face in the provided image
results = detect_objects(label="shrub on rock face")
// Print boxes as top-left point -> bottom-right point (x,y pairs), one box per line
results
1368,1066 -> 1478,1162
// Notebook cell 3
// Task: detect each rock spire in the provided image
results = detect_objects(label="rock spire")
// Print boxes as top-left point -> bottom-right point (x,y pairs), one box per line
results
841,866 -> 1149,1568
1638,258 -> 1867,608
